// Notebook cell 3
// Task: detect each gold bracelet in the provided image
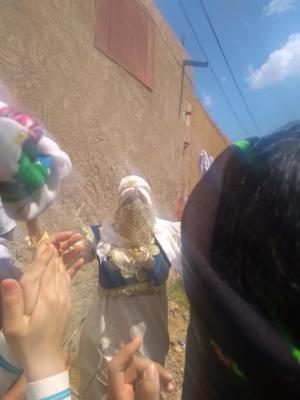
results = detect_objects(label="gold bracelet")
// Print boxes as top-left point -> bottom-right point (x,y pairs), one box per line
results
25,230 -> 50,249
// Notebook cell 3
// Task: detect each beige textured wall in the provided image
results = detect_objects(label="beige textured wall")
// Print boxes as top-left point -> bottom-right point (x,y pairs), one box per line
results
0,0 -> 192,216
0,0 -> 228,329
0,0 -> 195,329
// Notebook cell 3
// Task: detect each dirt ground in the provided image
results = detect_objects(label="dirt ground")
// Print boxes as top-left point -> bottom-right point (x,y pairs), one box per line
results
67,272 -> 189,400
166,274 -> 189,400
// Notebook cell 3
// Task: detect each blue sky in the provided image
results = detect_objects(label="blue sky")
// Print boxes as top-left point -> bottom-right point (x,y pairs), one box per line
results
154,0 -> 300,141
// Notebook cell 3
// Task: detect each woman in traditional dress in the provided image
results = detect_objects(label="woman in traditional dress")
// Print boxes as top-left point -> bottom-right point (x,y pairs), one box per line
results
78,175 -> 181,399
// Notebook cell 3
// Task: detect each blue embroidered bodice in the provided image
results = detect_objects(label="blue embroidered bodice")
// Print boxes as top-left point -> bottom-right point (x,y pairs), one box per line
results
91,225 -> 171,290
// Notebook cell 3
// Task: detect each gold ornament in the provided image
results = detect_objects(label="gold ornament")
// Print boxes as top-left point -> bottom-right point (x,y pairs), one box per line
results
109,200 -> 160,279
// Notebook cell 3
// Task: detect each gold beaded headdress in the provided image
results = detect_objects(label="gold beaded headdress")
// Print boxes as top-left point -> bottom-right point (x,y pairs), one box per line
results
109,176 -> 160,278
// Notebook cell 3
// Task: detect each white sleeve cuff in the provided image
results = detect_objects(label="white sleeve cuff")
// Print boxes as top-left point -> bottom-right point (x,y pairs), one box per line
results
27,371 -> 71,400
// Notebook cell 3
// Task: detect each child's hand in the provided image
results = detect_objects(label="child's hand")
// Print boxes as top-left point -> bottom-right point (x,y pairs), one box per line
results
124,353 -> 174,394
107,337 -> 174,400
1,251 -> 70,382
20,231 -> 84,315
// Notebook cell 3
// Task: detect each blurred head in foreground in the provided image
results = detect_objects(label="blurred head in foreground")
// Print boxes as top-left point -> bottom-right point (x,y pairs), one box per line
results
182,123 -> 300,399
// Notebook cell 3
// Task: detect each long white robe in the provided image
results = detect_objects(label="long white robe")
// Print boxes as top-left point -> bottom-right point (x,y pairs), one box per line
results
78,218 -> 181,400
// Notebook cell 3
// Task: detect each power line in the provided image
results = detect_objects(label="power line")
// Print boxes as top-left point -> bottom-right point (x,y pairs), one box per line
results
198,0 -> 262,136
178,0 -> 249,136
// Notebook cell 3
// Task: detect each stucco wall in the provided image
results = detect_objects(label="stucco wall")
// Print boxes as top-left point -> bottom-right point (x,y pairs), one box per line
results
0,0 -> 194,329
0,0 -> 228,329
0,0 -> 193,214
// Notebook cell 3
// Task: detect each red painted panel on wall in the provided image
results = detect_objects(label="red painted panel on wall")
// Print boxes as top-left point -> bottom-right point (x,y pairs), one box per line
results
95,0 -> 155,90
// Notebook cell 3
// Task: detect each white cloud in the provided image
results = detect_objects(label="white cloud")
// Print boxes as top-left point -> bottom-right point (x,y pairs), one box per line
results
263,0 -> 297,16
221,76 -> 228,82
246,33 -> 300,90
203,93 -> 213,107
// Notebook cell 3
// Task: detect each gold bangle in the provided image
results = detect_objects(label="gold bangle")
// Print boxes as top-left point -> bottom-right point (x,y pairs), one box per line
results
25,231 -> 50,249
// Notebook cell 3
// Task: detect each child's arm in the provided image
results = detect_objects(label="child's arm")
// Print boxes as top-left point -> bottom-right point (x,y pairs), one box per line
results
25,218 -> 97,266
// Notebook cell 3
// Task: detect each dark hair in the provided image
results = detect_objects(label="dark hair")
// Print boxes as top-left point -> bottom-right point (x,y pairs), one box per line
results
211,126 -> 300,341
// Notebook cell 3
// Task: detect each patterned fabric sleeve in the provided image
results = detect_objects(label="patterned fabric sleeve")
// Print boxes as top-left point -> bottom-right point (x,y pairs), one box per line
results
90,224 -> 101,244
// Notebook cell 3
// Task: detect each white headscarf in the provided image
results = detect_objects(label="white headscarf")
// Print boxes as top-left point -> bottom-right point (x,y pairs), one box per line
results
96,176 -> 182,275
117,175 -> 152,208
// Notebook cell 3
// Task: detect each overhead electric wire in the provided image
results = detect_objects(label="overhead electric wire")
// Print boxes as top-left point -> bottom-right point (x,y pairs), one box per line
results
198,0 -> 262,136
178,0 -> 249,136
